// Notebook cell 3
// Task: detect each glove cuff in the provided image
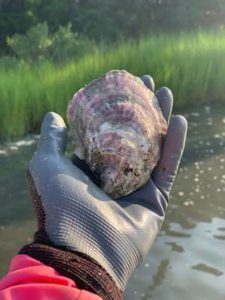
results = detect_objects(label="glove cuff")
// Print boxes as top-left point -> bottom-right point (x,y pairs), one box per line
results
19,233 -> 123,300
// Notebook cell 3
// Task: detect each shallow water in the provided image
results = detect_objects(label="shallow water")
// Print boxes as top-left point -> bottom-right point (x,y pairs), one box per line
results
1,105 -> 225,299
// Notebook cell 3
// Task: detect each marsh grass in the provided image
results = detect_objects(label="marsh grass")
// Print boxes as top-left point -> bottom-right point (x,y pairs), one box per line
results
1,31 -> 225,140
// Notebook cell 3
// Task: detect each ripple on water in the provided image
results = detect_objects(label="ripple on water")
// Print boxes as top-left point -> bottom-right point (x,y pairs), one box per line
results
0,135 -> 39,156
192,263 -> 223,277
213,235 -> 225,240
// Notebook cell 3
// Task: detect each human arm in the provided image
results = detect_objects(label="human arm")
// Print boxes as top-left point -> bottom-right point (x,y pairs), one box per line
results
0,255 -> 102,300
0,75 -> 187,299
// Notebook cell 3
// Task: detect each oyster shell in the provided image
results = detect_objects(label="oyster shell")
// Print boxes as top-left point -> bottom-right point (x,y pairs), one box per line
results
67,70 -> 167,199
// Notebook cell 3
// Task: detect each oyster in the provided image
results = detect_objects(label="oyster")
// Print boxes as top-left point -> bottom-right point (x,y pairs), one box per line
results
67,70 -> 167,199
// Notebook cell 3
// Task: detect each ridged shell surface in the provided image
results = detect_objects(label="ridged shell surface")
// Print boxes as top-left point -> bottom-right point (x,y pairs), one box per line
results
67,70 -> 167,199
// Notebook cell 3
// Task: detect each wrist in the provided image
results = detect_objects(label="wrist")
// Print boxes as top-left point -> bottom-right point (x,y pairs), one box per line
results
19,231 -> 123,300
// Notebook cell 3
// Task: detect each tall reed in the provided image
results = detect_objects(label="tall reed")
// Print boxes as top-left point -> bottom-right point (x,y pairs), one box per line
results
1,31 -> 225,140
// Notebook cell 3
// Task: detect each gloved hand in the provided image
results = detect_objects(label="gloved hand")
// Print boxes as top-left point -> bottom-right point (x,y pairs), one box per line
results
20,75 -> 187,300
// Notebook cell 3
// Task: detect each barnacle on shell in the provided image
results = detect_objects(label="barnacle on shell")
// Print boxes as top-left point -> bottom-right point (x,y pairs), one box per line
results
67,70 -> 167,199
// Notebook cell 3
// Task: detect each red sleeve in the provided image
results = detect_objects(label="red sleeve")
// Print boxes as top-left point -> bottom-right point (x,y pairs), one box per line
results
0,255 -> 102,300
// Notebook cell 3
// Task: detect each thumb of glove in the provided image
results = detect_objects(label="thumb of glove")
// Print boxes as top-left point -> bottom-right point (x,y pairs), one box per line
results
37,112 -> 67,155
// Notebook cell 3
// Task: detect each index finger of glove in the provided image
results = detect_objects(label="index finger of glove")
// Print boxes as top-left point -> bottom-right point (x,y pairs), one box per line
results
37,112 -> 67,155
152,115 -> 188,200
155,87 -> 173,123
141,75 -> 173,123
141,75 -> 155,92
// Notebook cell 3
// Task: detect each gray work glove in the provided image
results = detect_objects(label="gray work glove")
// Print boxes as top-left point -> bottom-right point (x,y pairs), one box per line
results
20,75 -> 187,299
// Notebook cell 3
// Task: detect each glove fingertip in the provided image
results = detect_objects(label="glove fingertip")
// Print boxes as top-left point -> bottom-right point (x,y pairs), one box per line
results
141,75 -> 155,92
41,112 -> 66,133
169,115 -> 188,138
155,87 -> 174,122
38,112 -> 68,154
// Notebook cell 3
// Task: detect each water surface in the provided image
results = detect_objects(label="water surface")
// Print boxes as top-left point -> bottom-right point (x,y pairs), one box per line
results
1,105 -> 225,299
